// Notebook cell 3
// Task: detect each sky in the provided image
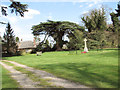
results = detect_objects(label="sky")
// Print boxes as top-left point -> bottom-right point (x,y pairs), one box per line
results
0,0 -> 119,42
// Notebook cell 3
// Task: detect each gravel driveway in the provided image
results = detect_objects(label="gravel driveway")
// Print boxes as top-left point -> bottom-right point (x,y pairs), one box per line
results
1,60 -> 90,88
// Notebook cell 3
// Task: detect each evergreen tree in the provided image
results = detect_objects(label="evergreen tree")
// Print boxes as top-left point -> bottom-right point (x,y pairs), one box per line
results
68,30 -> 84,51
15,37 -> 19,42
0,33 -> 2,57
116,1 -> 120,48
1,0 -> 28,17
110,12 -> 119,32
81,8 -> 107,33
3,22 -> 17,55
109,1 -> 120,48
0,0 -> 28,24
36,39 -> 51,52
32,20 -> 85,51
115,1 -> 120,16
81,7 -> 107,49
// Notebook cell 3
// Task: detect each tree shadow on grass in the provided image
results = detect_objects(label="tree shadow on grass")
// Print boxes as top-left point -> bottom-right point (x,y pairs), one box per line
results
37,63 -> 118,88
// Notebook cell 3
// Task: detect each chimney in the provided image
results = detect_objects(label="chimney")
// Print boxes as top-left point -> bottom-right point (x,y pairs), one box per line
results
21,39 -> 23,42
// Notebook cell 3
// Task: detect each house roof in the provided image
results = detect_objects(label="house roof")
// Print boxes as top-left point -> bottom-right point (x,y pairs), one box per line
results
18,41 -> 35,49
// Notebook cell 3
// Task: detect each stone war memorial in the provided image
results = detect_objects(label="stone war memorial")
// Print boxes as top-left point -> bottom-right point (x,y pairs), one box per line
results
84,38 -> 88,53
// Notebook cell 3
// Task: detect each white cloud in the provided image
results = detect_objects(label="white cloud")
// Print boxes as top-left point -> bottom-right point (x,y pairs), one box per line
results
97,4 -> 102,9
1,8 -> 40,24
87,1 -> 99,8
12,25 -> 34,41
0,26 -> 6,36
19,33 -> 34,41
88,4 -> 94,7
20,9 -> 40,19
82,11 -> 89,14
0,5 -> 40,20
0,4 -> 8,7
0,25 -> 22,37
13,25 -> 22,34
2,15 -> 19,24
8,17 -> 18,23
79,5 -> 83,8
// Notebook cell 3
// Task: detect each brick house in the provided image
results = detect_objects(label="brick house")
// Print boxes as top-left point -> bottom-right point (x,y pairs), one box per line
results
18,38 -> 39,53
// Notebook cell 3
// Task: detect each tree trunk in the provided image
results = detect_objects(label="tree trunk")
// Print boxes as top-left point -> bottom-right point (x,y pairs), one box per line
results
7,39 -> 10,54
55,33 -> 63,51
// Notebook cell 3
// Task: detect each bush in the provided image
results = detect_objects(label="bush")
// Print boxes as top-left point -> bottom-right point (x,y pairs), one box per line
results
36,42 -> 52,52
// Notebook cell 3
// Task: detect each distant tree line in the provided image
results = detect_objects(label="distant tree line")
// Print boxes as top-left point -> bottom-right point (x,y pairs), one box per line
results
1,1 -> 119,56
32,2 -> 120,52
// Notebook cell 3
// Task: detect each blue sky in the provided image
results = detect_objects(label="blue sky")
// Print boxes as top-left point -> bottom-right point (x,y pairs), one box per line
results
0,0 -> 119,41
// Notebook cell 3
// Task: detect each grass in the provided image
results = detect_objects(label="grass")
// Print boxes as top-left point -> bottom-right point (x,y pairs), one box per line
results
3,49 -> 118,88
1,65 -> 20,88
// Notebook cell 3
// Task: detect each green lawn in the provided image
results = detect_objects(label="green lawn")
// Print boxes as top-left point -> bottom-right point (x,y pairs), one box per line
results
3,49 -> 118,88
1,65 -> 19,88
